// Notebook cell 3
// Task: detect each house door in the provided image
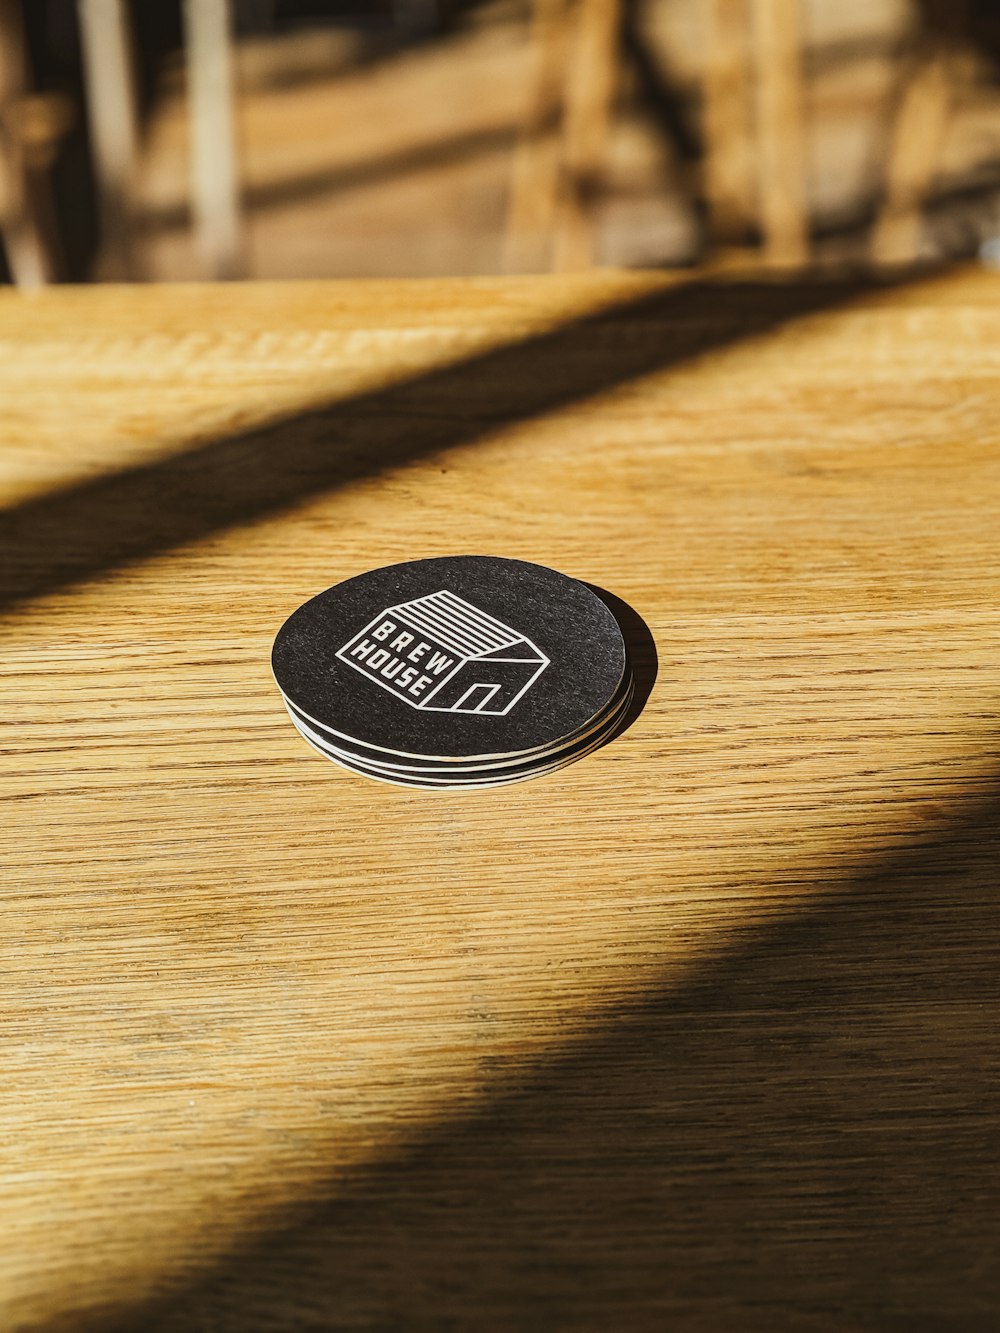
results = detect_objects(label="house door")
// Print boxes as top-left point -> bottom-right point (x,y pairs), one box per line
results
452,682 -> 501,713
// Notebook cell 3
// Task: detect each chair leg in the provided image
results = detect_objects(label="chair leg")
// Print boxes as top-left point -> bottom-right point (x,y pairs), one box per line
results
703,0 -> 755,245
749,0 -> 808,267
0,0 -> 59,286
552,0 -> 622,272
504,0 -> 572,274
182,0 -> 245,280
78,0 -> 141,280
871,49 -> 951,268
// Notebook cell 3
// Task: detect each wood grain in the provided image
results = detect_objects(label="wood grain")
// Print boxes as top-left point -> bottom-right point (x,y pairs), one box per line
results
2,268 -> 1000,1330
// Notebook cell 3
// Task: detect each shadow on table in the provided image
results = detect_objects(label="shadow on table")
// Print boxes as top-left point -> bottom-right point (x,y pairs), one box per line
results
9,257 -> 997,1329
0,268 -> 939,619
111,776 -> 1000,1331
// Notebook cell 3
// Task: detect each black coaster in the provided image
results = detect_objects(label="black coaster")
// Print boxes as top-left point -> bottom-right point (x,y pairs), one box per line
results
287,674 -> 634,785
289,685 -> 633,789
272,556 -> 627,763
280,661 -> 633,773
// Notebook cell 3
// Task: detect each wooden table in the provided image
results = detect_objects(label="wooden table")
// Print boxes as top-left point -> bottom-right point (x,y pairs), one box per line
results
2,269 -> 999,1331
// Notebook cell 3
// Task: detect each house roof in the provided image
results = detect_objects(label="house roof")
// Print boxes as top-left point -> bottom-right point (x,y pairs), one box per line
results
391,589 -> 522,659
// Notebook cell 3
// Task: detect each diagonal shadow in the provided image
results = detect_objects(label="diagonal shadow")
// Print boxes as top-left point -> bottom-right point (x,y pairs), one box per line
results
11,260 -> 995,1329
99,774 -> 1000,1332
0,272 -> 915,617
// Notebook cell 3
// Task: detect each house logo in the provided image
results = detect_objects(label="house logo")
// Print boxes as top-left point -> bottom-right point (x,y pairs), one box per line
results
335,589 -> 549,715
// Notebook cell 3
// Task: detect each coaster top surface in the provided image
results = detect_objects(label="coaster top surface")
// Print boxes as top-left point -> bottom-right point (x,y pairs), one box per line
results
272,556 -> 626,759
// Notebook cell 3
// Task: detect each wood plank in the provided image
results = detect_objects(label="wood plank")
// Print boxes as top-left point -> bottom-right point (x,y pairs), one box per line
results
2,269 -> 999,1328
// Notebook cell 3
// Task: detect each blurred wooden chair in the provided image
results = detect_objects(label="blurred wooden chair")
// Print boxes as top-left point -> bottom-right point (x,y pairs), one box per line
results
703,0 -> 971,271
870,47 -> 952,267
505,0 -> 623,273
0,0 -> 66,286
506,0 -> 811,273
703,0 -> 808,267
78,0 -> 244,280
870,1 -> 970,267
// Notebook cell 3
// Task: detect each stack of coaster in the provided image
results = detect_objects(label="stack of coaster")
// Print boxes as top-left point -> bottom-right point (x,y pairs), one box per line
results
271,556 -> 630,789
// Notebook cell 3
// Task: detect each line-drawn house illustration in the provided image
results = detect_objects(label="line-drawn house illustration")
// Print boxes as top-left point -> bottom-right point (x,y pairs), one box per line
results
336,588 -> 549,715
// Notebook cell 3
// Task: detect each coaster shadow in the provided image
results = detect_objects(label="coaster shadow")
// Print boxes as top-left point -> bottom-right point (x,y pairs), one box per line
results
583,583 -> 658,745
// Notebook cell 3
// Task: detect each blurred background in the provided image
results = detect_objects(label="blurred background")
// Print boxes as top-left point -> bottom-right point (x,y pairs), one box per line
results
3,0 -> 1000,287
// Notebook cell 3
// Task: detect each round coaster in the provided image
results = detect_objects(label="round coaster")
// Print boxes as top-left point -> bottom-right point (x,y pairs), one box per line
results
290,695 -> 630,790
280,661 -> 633,773
287,676 -> 634,783
272,556 -> 626,762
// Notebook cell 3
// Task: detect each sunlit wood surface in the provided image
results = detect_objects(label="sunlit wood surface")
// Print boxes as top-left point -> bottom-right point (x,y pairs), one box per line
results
2,268 -> 1000,1330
